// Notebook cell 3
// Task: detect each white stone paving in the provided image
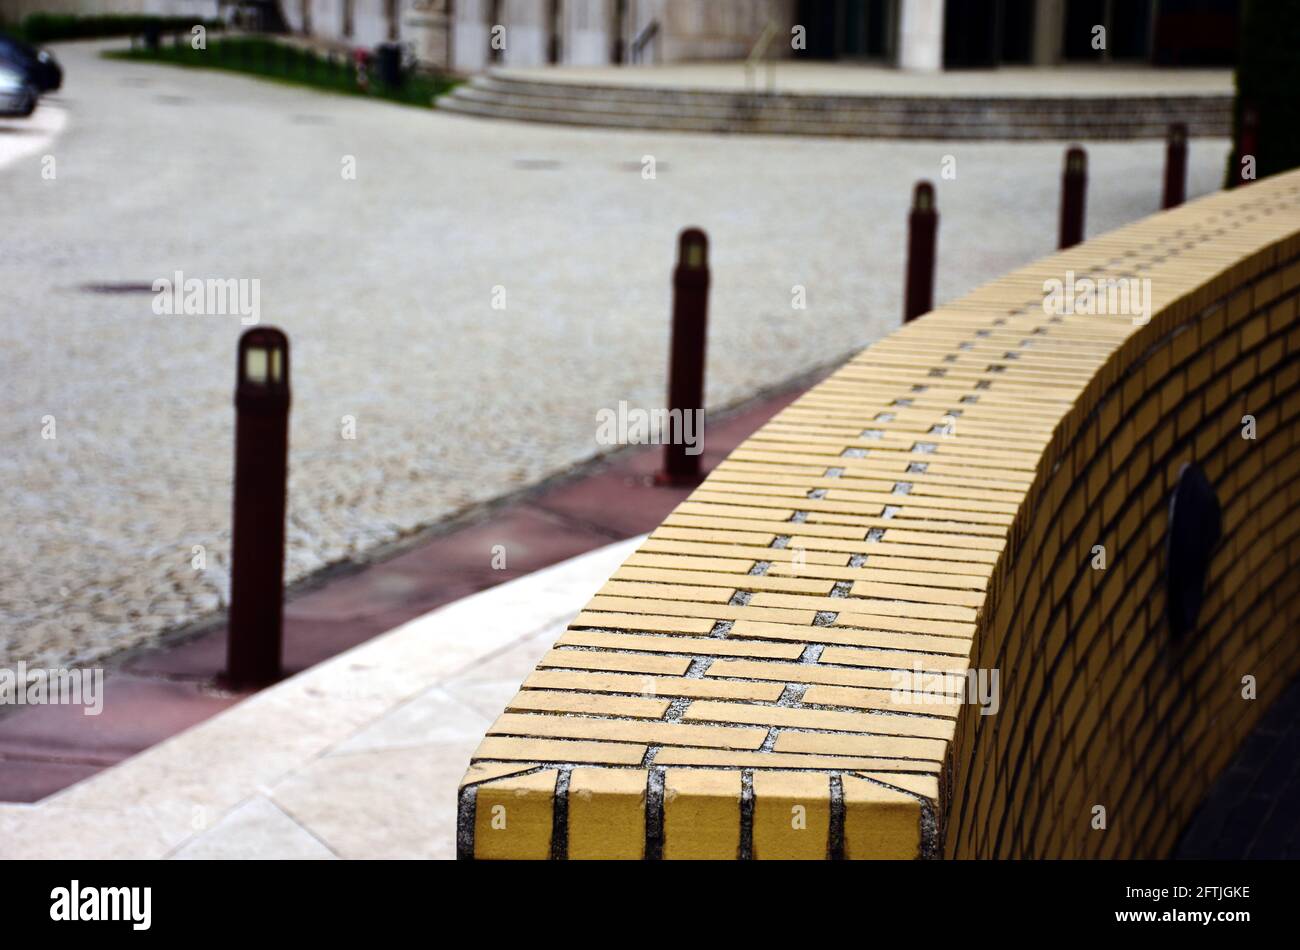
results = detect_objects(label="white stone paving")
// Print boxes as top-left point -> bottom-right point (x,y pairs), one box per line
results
0,41 -> 1233,668
0,535 -> 644,859
0,99 -> 66,172
496,61 -> 1234,97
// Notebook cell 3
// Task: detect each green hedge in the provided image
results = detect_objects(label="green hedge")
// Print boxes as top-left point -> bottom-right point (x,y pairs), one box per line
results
9,14 -> 225,44
106,37 -> 460,109
1233,0 -> 1300,183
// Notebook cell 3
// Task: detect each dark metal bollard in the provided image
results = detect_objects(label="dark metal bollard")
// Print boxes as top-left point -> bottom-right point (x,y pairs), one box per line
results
903,180 -> 938,323
655,229 -> 710,488
1162,122 -> 1188,209
1059,145 -> 1087,250
224,328 -> 292,689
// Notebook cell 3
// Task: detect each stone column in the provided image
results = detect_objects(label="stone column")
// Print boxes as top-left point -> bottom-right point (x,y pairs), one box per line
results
897,0 -> 944,72
500,0 -> 548,66
1031,0 -> 1064,65
452,0 -> 491,72
565,0 -> 615,65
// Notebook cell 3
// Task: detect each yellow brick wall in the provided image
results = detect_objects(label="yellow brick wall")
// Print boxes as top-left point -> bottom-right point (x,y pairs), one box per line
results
947,188 -> 1300,859
457,168 -> 1300,860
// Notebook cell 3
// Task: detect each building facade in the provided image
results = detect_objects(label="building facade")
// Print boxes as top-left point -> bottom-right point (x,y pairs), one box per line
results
276,0 -> 792,72
5,1 -> 1236,73
1,0 -> 220,23
295,0 -> 1236,73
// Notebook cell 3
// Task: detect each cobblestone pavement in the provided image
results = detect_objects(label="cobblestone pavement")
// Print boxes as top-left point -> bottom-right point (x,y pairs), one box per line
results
1175,678 -> 1300,859
0,41 -> 1233,669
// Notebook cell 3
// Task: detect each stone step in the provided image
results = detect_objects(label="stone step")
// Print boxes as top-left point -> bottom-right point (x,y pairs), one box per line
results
471,74 -> 1227,111
440,90 -> 1228,140
450,84 -> 1229,129
438,74 -> 1232,140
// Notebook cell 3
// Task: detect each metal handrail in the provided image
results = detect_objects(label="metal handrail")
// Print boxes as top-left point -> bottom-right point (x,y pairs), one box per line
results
630,19 -> 660,64
744,19 -> 780,93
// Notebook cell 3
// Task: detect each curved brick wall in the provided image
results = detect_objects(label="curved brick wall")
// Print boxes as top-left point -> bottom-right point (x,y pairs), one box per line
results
456,168 -> 1300,860
949,176 -> 1300,859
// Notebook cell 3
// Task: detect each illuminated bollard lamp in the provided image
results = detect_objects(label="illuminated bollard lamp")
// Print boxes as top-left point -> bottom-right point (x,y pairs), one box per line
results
222,328 -> 291,689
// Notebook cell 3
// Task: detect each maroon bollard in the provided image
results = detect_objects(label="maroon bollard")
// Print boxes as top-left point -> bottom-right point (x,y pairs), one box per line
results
903,180 -> 938,323
1236,103 -> 1258,187
223,328 -> 291,689
655,228 -> 710,487
1162,122 -> 1188,209
1058,145 -> 1088,250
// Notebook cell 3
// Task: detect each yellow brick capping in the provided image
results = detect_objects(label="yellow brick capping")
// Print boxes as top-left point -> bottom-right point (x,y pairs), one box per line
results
458,168 -> 1300,859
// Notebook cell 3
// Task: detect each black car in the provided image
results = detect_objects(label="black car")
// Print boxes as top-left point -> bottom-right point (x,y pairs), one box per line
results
0,33 -> 62,93
0,64 -> 37,118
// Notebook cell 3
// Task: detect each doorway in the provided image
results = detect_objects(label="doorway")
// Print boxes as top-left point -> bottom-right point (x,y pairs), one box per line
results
795,0 -> 898,61
1063,0 -> 1155,61
944,0 -> 999,67
944,0 -> 1040,68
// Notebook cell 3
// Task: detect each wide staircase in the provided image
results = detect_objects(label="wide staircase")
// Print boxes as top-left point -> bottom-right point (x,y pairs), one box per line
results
438,72 -> 1233,140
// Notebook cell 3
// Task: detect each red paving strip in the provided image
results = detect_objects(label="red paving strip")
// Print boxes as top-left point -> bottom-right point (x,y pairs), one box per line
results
0,385 -> 809,803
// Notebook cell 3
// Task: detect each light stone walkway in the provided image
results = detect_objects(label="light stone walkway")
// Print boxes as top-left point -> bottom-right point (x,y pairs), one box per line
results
0,535 -> 643,859
0,99 -> 66,172
496,62 -> 1233,97
0,41 -> 1233,669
